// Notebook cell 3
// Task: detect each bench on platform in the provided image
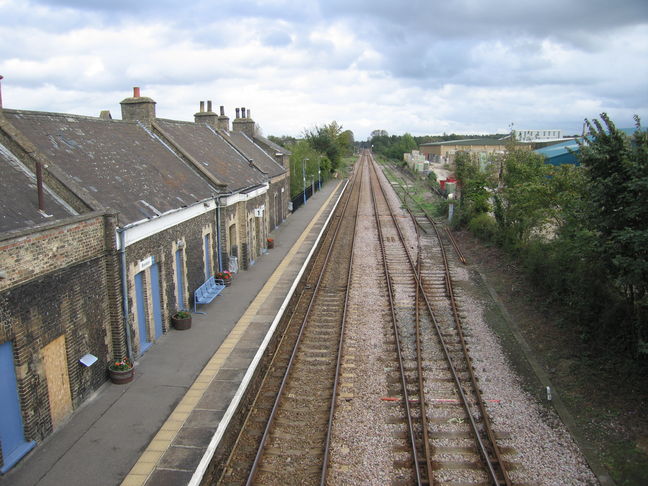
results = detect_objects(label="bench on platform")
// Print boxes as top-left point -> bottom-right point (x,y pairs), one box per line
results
193,276 -> 226,314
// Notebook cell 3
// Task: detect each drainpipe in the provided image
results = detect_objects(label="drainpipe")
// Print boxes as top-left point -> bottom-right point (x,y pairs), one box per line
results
215,192 -> 232,273
35,161 -> 45,211
117,228 -> 134,362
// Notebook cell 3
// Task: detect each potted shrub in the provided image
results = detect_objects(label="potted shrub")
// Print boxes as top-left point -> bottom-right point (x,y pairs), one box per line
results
108,358 -> 134,384
215,270 -> 232,287
171,310 -> 192,330
267,237 -> 274,249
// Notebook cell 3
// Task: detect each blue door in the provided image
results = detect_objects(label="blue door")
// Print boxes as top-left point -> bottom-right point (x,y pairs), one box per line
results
135,272 -> 151,353
176,250 -> 185,310
0,342 -> 35,473
150,262 -> 163,339
204,234 -> 212,279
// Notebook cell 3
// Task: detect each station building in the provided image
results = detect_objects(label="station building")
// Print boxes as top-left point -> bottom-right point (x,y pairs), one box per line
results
0,87 -> 289,471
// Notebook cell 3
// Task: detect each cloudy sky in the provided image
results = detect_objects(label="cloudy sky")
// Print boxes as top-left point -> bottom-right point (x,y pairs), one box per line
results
1,0 -> 647,140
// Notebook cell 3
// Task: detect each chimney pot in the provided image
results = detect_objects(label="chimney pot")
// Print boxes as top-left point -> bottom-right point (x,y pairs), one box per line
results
0,74 -> 3,109
241,107 -> 246,118
207,100 -> 212,112
235,108 -> 240,118
247,108 -> 251,119
220,105 -> 225,116
200,101 -> 205,113
133,87 -> 140,98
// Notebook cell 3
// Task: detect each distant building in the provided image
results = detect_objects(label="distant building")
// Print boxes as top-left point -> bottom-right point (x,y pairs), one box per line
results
513,129 -> 562,142
534,139 -> 580,166
419,138 -> 510,165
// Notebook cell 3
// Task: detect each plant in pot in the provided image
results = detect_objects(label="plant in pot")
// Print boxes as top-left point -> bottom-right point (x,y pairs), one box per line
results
171,310 -> 192,330
215,270 -> 232,287
108,358 -> 134,384
267,237 -> 274,249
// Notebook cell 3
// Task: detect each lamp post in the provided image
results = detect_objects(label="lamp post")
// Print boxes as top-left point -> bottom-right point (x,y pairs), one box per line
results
302,157 -> 308,205
318,158 -> 322,191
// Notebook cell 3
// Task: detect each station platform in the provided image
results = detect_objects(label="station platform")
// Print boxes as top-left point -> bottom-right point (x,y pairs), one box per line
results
2,180 -> 344,486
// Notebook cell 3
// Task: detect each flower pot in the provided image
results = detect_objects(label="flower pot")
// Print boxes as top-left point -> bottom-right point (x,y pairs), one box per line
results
172,314 -> 192,330
223,279 -> 232,287
267,239 -> 274,249
109,367 -> 134,384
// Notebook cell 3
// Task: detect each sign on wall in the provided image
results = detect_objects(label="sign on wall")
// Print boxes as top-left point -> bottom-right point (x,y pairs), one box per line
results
138,256 -> 153,272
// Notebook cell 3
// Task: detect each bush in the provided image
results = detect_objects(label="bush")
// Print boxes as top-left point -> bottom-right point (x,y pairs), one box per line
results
467,213 -> 497,242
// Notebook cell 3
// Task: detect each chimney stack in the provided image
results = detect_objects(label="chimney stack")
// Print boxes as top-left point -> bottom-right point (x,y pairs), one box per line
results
233,105 -> 256,137
217,105 -> 230,131
194,100 -> 217,127
120,86 -> 156,126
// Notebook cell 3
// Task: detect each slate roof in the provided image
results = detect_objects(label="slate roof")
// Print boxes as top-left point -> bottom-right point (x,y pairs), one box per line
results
4,110 -> 218,225
224,130 -> 286,178
0,141 -> 76,233
155,119 -> 267,192
253,134 -> 291,156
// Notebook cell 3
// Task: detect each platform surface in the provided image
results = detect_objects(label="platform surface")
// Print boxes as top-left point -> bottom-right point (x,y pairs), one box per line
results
2,181 -> 342,486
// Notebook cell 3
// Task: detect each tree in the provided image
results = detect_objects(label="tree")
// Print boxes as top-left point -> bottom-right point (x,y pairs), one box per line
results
339,130 -> 355,156
288,140 -> 322,199
579,114 -> 648,355
454,152 -> 493,224
303,121 -> 345,171
492,147 -> 552,247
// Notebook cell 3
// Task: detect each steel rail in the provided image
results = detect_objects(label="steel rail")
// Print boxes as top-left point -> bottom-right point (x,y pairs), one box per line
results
246,153 -> 363,486
428,215 -> 512,486
320,152 -> 365,485
368,153 -> 508,485
380,158 -> 467,265
368,157 -> 426,485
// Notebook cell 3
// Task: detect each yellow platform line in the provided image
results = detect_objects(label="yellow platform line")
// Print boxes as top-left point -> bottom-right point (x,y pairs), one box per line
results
120,183 -> 341,486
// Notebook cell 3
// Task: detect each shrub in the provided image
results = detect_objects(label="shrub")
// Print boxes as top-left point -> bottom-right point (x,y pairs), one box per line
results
468,213 -> 497,242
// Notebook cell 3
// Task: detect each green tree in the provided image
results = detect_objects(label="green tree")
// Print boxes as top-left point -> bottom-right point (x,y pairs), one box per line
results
579,114 -> 648,355
303,121 -> 346,171
288,140 -> 322,199
454,152 -> 493,225
492,147 -> 552,247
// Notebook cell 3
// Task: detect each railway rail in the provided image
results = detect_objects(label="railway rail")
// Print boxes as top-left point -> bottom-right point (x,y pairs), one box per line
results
214,150 -> 516,485
216,152 -> 363,485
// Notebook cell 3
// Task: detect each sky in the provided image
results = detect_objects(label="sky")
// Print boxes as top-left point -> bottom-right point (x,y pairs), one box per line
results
0,0 -> 647,140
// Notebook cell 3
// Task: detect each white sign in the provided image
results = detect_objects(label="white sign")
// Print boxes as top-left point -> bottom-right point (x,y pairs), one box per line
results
138,256 -> 153,272
254,208 -> 264,218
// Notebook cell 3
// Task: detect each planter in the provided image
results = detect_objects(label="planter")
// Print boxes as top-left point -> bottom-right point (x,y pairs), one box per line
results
267,239 -> 274,249
172,313 -> 192,330
109,367 -> 134,384
223,279 -> 232,287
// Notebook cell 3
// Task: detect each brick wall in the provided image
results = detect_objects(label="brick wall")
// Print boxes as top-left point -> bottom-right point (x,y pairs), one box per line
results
0,216 -> 107,291
122,211 -> 224,356
0,212 -> 120,448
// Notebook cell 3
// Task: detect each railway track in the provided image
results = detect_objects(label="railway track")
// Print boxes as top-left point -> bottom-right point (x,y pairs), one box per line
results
368,152 -> 514,485
216,153 -> 363,485
215,151 -> 516,485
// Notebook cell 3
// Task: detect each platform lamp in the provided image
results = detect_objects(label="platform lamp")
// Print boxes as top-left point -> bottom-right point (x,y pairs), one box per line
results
302,157 -> 308,205
318,157 -> 322,191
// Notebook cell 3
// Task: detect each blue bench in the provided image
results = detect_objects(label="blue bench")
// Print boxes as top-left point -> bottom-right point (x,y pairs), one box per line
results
193,276 -> 226,313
